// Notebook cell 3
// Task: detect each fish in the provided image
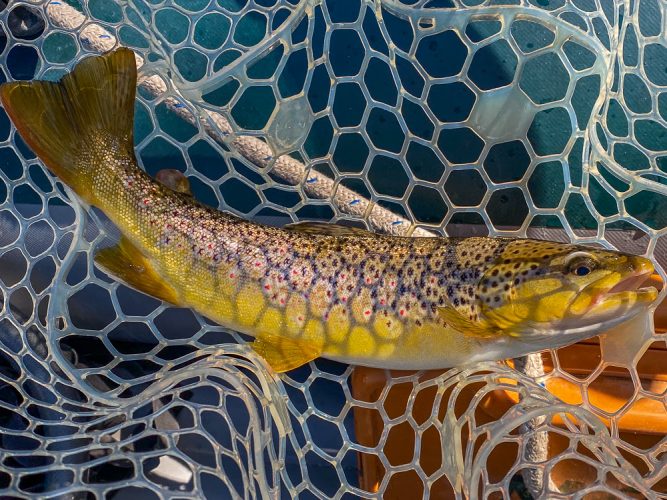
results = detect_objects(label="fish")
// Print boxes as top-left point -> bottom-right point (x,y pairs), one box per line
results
0,48 -> 659,372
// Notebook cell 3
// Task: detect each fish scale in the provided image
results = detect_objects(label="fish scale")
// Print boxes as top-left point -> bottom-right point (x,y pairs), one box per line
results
101,160 -> 513,366
0,48 -> 658,372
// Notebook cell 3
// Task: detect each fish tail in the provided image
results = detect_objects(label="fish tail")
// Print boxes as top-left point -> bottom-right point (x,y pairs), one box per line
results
0,48 -> 137,204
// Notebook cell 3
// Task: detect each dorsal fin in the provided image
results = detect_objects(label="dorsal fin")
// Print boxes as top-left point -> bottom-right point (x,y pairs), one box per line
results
284,221 -> 375,238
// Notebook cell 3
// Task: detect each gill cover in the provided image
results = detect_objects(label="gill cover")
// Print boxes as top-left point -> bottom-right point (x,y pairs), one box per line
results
477,240 -> 657,338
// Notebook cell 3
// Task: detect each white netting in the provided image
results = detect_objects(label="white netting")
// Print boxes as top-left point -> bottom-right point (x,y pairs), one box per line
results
0,0 -> 666,498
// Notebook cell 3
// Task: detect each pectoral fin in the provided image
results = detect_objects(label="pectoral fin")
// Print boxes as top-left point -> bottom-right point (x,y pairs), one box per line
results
95,236 -> 179,305
251,333 -> 322,372
437,306 -> 498,338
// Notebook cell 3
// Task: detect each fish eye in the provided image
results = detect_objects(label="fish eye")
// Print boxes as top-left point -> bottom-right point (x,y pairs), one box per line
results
566,255 -> 597,277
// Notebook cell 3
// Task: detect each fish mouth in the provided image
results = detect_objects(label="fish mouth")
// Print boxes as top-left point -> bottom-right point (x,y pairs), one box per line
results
591,260 -> 659,310
607,272 -> 655,295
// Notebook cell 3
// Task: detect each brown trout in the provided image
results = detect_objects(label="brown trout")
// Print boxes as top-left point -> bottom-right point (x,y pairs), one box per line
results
0,49 -> 658,372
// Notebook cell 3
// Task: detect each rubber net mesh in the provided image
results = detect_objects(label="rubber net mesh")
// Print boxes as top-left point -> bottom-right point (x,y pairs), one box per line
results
0,0 -> 665,498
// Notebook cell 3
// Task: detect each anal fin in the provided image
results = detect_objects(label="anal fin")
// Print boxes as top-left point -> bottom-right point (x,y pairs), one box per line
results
95,236 -> 179,305
251,333 -> 322,373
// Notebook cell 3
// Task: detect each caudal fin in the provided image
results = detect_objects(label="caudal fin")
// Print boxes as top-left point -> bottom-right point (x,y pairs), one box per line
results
0,48 -> 137,203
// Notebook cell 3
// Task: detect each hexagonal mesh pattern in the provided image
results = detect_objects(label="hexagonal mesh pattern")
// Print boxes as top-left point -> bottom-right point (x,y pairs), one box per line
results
0,0 -> 665,498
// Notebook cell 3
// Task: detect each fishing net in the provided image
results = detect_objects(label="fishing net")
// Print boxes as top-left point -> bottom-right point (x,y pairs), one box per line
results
0,0 -> 665,497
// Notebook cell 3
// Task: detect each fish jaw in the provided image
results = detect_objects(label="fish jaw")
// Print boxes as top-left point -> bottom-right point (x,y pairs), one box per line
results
478,252 -> 659,352
512,265 -> 658,345
571,255 -> 658,322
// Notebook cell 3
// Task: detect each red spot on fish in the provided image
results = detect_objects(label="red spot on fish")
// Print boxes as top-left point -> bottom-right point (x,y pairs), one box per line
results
390,281 -> 395,287
143,199 -> 149,205
229,273 -> 235,279
341,297 -> 347,303
364,310 -> 371,316
298,316 -> 303,322
341,274 -> 346,279
208,244 -> 213,249
366,278 -> 372,284
400,309 -> 405,316
380,299 -> 386,305
280,298 -> 286,305
255,262 -> 262,267
264,284 -> 271,290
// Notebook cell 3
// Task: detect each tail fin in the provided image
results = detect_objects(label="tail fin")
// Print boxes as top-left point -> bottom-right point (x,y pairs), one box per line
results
0,48 -> 137,203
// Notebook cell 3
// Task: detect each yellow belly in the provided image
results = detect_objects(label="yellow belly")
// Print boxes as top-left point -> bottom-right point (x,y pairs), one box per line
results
155,248 -> 484,371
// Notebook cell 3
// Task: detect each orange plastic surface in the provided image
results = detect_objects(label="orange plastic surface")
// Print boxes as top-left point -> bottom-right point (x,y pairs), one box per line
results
352,297 -> 667,498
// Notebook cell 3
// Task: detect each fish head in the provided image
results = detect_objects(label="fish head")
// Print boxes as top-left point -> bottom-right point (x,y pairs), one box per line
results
478,240 -> 658,344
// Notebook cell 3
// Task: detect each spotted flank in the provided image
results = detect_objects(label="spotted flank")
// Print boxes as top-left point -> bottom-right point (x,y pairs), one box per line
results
1,49 -> 659,372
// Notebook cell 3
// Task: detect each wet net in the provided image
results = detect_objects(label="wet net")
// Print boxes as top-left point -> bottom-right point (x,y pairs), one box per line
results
0,0 -> 666,498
